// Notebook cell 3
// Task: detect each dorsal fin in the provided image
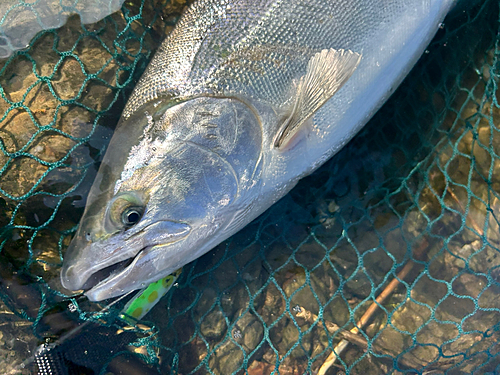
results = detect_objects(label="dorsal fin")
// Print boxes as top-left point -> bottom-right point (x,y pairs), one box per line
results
274,48 -> 361,149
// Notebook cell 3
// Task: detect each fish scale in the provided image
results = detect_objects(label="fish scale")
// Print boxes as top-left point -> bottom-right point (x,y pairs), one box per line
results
123,0 -> 388,115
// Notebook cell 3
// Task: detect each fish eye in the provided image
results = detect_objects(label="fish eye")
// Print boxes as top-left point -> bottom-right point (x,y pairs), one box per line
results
121,207 -> 143,227
106,192 -> 146,231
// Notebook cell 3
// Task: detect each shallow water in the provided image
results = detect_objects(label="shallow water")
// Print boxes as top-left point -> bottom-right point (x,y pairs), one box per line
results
1,0 -> 500,374
0,0 -> 126,58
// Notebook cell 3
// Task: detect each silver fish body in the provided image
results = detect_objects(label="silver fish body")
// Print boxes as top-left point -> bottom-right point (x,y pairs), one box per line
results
61,0 -> 455,301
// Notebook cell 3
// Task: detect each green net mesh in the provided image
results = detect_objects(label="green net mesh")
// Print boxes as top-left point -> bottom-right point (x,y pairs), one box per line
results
0,0 -> 127,59
1,0 -> 500,374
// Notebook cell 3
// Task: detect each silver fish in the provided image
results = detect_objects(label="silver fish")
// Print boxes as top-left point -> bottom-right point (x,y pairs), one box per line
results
61,0 -> 455,301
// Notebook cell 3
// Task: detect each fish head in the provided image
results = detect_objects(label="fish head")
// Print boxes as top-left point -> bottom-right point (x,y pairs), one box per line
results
61,97 -> 262,301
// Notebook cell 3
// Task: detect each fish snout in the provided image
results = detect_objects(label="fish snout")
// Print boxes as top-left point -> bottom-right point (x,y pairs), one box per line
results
60,262 -> 84,291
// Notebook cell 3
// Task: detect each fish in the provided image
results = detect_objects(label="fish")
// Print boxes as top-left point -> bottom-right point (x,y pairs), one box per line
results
61,0 -> 455,301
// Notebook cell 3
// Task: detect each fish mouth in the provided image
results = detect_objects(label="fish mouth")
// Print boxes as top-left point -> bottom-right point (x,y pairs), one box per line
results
82,234 -> 190,300
61,220 -> 191,299
81,244 -> 154,297
81,240 -> 181,301
81,252 -> 140,291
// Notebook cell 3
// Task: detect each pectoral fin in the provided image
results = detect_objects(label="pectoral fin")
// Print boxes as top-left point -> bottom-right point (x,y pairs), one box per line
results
274,48 -> 362,149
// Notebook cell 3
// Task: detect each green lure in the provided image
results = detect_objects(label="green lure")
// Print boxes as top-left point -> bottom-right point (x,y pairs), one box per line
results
119,268 -> 182,324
